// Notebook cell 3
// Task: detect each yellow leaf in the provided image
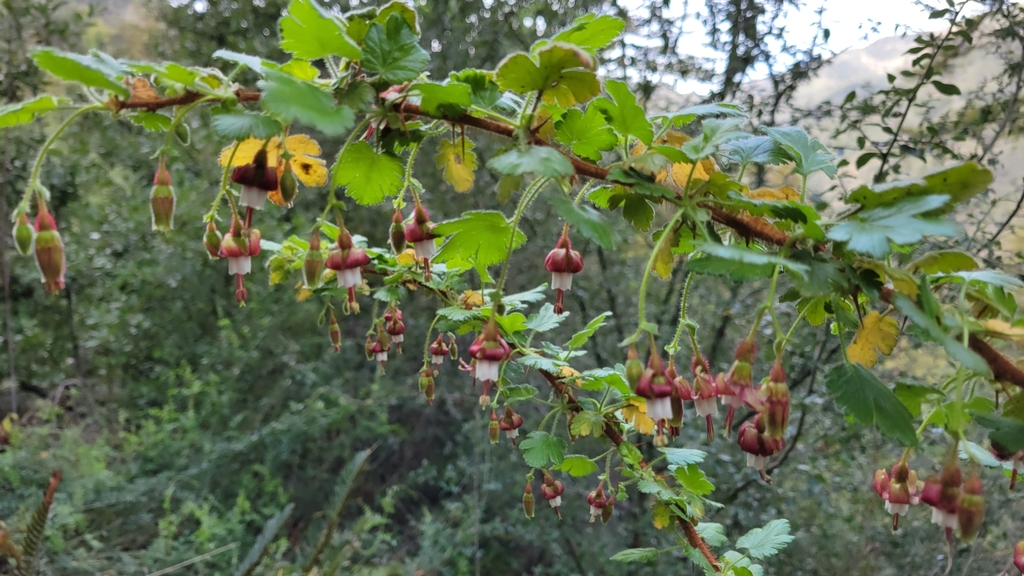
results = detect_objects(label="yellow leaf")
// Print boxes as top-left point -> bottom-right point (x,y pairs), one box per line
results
460,290 -> 484,309
847,311 -> 901,368
748,186 -> 799,201
652,502 -> 672,530
670,159 -> 715,188
653,227 -> 678,279
396,248 -> 417,266
559,365 -> 581,379
435,138 -> 477,193
979,319 -> 1024,341
295,287 -> 314,303
621,400 -> 656,435
219,135 -> 327,206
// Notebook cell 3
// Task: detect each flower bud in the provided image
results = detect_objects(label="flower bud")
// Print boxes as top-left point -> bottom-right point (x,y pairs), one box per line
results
625,345 -> 643,389
328,310 -> 341,352
303,232 -> 324,288
489,410 -> 501,444
278,163 -> 298,207
390,208 -> 406,254
418,367 -> 435,405
762,360 -> 790,441
957,473 -> 985,542
33,205 -> 65,294
150,159 -> 176,232
523,483 -> 535,519
1013,540 -> 1024,574
203,221 -> 221,259
13,213 -> 33,256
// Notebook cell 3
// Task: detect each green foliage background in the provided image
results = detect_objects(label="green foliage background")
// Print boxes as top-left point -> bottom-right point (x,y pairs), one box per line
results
0,0 -> 1022,574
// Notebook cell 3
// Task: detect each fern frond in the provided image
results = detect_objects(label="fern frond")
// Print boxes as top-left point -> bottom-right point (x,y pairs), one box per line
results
233,503 -> 294,576
15,469 -> 61,576
302,448 -> 372,575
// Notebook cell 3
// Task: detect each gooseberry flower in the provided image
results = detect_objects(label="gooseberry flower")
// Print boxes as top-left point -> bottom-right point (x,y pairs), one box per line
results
370,331 -> 390,371
1013,540 -> 1024,574
231,148 -> 278,211
469,320 -> 511,384
879,462 -> 923,531
33,204 -> 65,294
957,473 -> 985,542
920,460 -> 961,537
721,338 -> 756,436
150,158 -> 176,232
543,231 -> 584,315
586,487 -> 608,523
384,307 -> 405,352
691,356 -> 719,442
991,441 -> 1024,489
634,350 -> 674,446
13,213 -> 33,256
737,413 -> 782,483
429,334 -> 449,372
303,231 -> 324,288
390,208 -> 406,254
523,482 -> 535,519
404,202 -> 437,279
328,310 -> 341,353
541,471 -> 565,519
203,220 -> 221,259
325,226 -> 371,310
499,406 -> 524,444
418,366 -> 435,405
667,362 -> 688,438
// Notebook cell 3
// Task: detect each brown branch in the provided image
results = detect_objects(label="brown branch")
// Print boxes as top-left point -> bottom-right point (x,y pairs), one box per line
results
539,369 -> 721,571
102,88 -> 1024,391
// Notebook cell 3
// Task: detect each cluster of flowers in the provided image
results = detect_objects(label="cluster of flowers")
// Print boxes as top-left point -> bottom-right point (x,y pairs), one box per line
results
627,337 -> 790,482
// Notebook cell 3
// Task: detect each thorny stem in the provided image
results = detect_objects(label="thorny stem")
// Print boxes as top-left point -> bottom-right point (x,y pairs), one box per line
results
209,141 -> 242,222
495,177 -> 548,299
422,313 -> 441,364
668,272 -> 695,358
799,174 -> 808,203
637,209 -> 687,331
573,180 -> 596,205
19,104 -> 103,215
399,141 -> 421,207
747,265 -> 781,342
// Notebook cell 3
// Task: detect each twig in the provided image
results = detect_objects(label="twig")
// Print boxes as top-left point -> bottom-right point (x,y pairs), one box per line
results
984,178 -> 1024,247
146,542 -> 239,576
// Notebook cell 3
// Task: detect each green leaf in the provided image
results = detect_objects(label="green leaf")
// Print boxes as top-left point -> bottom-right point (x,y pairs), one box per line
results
638,479 -> 674,499
279,0 -> 361,61
519,431 -> 567,468
503,384 -> 538,402
496,44 -> 599,107
212,49 -> 266,72
694,242 -> 808,277
433,211 -> 526,267
827,195 -> 961,258
937,270 -> 1024,290
592,79 -> 653,145
893,382 -> 943,418
436,306 -> 483,323
516,354 -> 565,374
622,194 -> 655,231
972,414 -> 1024,452
610,548 -> 659,563
660,448 -> 707,467
606,168 -> 674,199
618,441 -> 643,466
550,14 -> 625,53
567,312 -> 611,349
546,193 -> 621,250
931,80 -> 961,95
695,522 -> 727,548
763,126 -> 836,178
488,146 -> 574,178
846,162 -> 992,212
331,141 -> 404,205
680,118 -> 747,161
31,48 -> 128,97
891,294 -> 991,375
0,95 -> 71,129
413,81 -> 472,117
361,13 -> 429,84
823,364 -> 918,446
579,369 -> 630,394
657,102 -> 746,127
687,257 -> 774,281
128,111 -> 172,132
673,464 -> 714,496
211,112 -> 282,140
556,455 -> 599,477
555,105 -> 617,161
736,519 -> 794,560
259,70 -> 354,136
525,303 -> 564,333
449,69 -> 502,109
721,136 -> 786,166
959,440 -> 1004,468
907,250 -> 979,274
570,410 -> 607,438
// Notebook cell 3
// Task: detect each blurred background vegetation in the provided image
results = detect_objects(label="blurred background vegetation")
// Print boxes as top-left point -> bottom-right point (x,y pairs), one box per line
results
0,0 -> 1022,574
